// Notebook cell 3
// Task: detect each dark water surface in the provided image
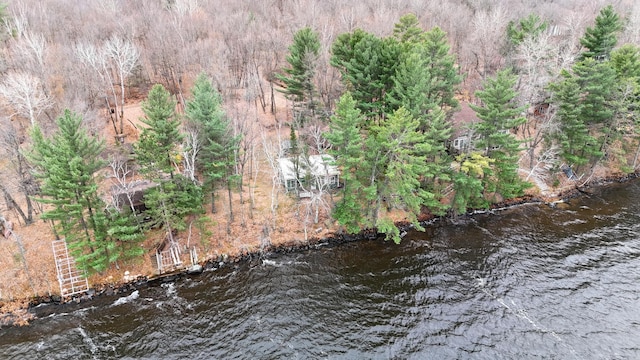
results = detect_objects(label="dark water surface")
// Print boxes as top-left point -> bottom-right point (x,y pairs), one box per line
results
2,181 -> 640,359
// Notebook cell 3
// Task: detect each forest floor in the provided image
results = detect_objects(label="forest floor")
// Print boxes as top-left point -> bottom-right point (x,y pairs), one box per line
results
0,93 -> 628,326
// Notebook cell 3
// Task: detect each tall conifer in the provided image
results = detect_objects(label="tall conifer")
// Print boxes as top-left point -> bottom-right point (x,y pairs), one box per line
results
324,93 -> 366,234
580,5 -> 623,61
471,70 -> 530,199
277,27 -> 321,126
136,84 -> 201,243
30,110 -> 113,272
185,74 -> 236,213
549,71 -> 601,171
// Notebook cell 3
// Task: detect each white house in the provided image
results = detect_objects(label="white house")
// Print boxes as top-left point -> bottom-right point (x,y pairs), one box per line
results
449,101 -> 477,154
278,154 -> 340,193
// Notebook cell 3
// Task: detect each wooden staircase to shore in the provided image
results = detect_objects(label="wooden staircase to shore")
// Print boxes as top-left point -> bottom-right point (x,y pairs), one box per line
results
51,240 -> 89,297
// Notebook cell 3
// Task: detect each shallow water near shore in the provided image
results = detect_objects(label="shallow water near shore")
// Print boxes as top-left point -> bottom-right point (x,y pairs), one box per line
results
2,180 -> 640,359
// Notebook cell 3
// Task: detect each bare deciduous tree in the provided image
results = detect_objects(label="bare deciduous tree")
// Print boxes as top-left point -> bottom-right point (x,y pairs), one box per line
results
108,151 -> 138,214
301,119 -> 330,154
231,105 -> 259,223
0,214 -> 36,296
0,119 -> 39,225
171,0 -> 200,16
14,31 -> 46,76
181,124 -> 201,183
295,154 -> 333,242
261,127 -> 284,231
0,72 -> 51,127
621,3 -> 640,44
469,6 -> 509,79
76,36 -> 139,142
518,144 -> 560,194
513,28 -> 580,169
104,36 -> 140,137
515,33 -> 555,103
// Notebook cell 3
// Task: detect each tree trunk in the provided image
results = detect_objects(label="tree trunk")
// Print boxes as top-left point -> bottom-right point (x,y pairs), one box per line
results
227,178 -> 234,223
105,96 -> 119,136
0,184 -> 29,226
74,191 -> 95,253
239,178 -> 246,226
270,81 -> 276,115
314,201 -> 319,224
255,63 -> 267,113
25,193 -> 34,224
211,190 -> 216,214
249,146 -> 257,219
1,216 -> 36,296
633,140 -> 640,170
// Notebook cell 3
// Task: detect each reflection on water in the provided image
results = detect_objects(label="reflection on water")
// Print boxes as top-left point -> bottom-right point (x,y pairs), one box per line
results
2,180 -> 640,359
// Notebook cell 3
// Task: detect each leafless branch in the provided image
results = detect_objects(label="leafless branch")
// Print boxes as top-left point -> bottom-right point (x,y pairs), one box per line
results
0,72 -> 52,126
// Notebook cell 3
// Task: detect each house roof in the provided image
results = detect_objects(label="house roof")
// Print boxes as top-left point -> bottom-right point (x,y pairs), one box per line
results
111,180 -> 157,207
278,154 -> 339,181
277,158 -> 297,181
308,154 -> 339,177
450,101 -> 478,138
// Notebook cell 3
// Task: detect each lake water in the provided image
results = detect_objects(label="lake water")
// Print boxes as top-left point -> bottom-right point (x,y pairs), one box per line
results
1,180 -> 640,359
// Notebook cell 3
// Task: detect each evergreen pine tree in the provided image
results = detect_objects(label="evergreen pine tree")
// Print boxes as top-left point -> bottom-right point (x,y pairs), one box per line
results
185,74 -> 225,142
136,84 -> 202,243
185,73 -> 233,213
575,59 -> 621,160
506,14 -> 548,46
419,26 -> 463,114
386,50 -> 434,122
386,25 -> 460,204
420,107 -> 453,203
330,29 -> 369,72
288,125 -> 303,190
106,208 -> 145,260
610,44 -> 640,80
29,110 -> 114,273
609,45 -> 640,164
374,107 -> 438,242
136,84 -> 183,178
331,30 -> 401,121
470,70 -> 530,199
387,27 -> 461,120
385,51 -> 452,207
276,27 -> 321,126
142,174 -> 204,239
573,58 -> 616,126
393,13 -> 424,45
324,93 -> 367,234
503,13 -> 549,69
580,5 -> 623,61
549,71 -> 602,172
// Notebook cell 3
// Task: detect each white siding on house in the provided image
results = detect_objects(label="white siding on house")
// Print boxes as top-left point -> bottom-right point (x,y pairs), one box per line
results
277,158 -> 298,191
277,154 -> 339,192
452,136 -> 469,151
308,155 -> 340,187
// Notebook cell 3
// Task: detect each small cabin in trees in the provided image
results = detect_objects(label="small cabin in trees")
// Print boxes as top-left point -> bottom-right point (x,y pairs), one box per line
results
111,180 -> 157,213
528,102 -> 550,120
278,154 -> 339,193
448,101 -> 477,154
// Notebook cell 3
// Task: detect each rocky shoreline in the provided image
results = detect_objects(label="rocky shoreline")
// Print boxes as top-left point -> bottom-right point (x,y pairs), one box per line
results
2,171 -> 638,328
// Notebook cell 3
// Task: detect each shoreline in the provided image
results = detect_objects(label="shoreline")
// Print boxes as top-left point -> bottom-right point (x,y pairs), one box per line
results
2,171 -> 638,328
